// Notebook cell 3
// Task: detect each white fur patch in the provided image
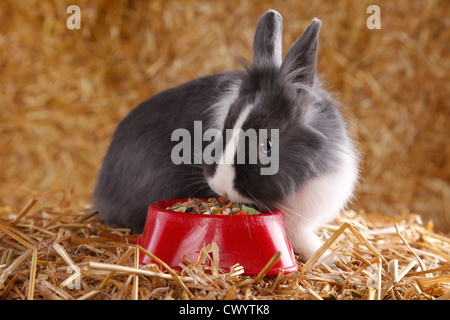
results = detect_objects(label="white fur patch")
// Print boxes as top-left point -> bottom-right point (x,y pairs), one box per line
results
207,104 -> 255,203
279,144 -> 359,259
294,149 -> 358,226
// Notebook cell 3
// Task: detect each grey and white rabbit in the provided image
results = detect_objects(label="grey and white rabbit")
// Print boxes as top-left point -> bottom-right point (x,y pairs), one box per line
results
93,10 -> 358,261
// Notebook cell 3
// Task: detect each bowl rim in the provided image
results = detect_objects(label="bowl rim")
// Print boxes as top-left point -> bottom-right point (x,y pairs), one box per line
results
150,198 -> 282,218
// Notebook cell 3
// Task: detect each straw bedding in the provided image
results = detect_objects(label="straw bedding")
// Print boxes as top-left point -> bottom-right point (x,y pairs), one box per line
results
0,196 -> 449,300
0,0 -> 449,300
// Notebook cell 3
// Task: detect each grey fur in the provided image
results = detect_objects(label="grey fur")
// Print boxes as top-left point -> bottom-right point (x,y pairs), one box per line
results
253,9 -> 283,67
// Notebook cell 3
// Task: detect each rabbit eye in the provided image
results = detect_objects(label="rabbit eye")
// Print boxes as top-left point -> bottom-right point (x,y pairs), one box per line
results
259,139 -> 272,154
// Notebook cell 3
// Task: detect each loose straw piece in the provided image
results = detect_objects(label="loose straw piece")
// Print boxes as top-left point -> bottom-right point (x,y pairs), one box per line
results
236,251 -> 282,289
128,246 -> 195,299
307,288 -> 323,300
395,223 -> 427,273
132,246 -> 139,300
270,268 -> 284,293
224,284 -> 236,300
28,249 -> 38,300
388,259 -> 399,280
418,275 -> 450,287
341,256 -> 379,295
397,260 -> 418,283
88,261 -> 192,282
196,242 -> 220,275
301,222 -> 350,275
379,260 -> 419,300
178,263 -> 208,285
77,291 -> 100,301
10,199 -> 38,227
96,246 -> 135,291
114,274 -> 133,300
52,243 -> 77,271
376,257 -> 382,300
365,287 -> 376,300
0,224 -> 36,250
0,249 -> 33,290
53,243 -> 81,289
348,224 -> 389,267
253,251 -> 281,284
405,265 -> 450,277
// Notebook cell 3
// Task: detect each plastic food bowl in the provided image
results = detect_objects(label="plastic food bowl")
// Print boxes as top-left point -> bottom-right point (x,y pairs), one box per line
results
137,199 -> 298,275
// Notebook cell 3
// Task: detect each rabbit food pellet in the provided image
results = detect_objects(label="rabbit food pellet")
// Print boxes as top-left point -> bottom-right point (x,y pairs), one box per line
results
166,197 -> 261,215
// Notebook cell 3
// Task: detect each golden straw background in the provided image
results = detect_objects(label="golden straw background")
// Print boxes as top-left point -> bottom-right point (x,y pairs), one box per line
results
0,0 -> 449,233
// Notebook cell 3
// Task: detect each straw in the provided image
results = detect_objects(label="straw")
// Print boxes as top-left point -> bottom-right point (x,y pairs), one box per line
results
300,222 -> 350,275
1,204 -> 445,300
0,249 -> 33,290
0,0 -> 449,300
87,262 -> 192,282
137,246 -> 195,299
9,199 -> 38,227
395,223 -> 427,272
253,251 -> 281,284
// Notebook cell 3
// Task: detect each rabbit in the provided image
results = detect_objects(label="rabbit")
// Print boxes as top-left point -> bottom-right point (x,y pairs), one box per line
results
93,10 -> 359,262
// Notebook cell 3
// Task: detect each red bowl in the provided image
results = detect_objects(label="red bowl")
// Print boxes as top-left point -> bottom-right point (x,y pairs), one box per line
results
137,199 -> 297,275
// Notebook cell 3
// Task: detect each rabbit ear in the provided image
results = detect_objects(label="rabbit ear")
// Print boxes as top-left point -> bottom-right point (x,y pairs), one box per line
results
252,10 -> 283,68
281,18 -> 321,87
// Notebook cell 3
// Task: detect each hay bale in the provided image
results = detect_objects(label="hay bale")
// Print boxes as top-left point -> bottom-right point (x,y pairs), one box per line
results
0,0 -> 448,231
